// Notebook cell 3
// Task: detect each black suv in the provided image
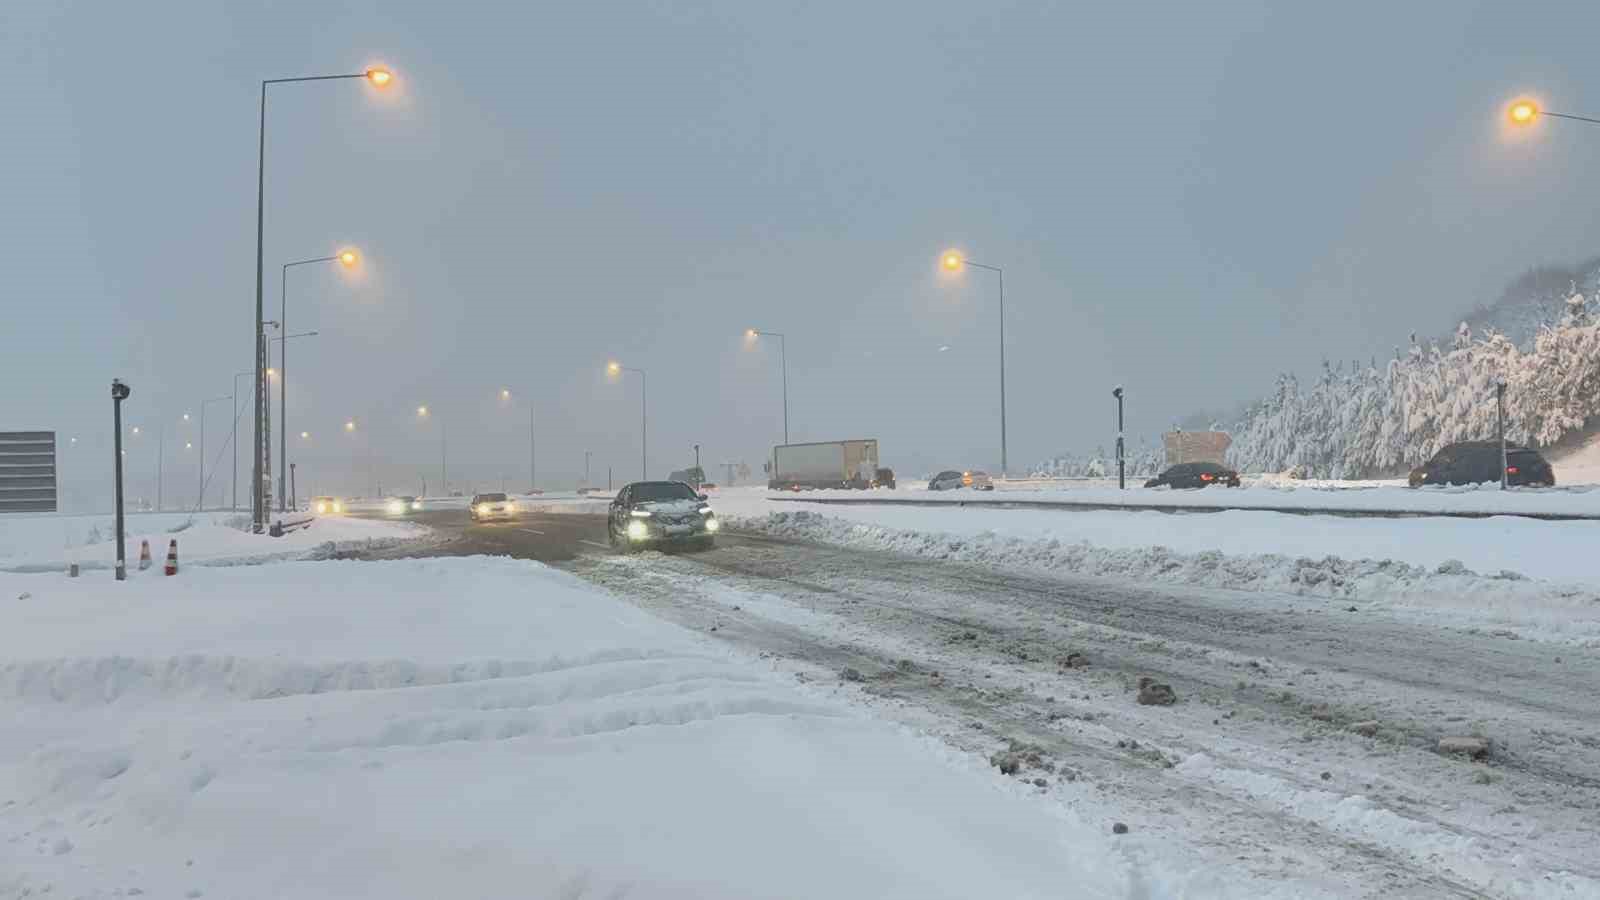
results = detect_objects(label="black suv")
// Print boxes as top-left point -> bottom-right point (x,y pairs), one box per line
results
608,481 -> 719,551
1409,442 -> 1555,487
1143,462 -> 1241,489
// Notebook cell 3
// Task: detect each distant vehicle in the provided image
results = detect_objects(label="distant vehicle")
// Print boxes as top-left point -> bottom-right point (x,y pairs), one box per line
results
668,466 -> 706,487
768,439 -> 881,490
875,467 -> 897,490
311,496 -> 344,515
928,470 -> 994,491
385,495 -> 422,515
607,480 -> 718,551
1143,462 -> 1241,489
469,492 -> 517,522
1408,441 -> 1554,487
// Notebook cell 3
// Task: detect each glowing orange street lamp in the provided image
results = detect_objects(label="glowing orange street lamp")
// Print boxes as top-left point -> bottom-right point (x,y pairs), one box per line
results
606,361 -> 647,479
339,249 -> 359,266
366,67 -> 393,88
1506,97 -> 1600,128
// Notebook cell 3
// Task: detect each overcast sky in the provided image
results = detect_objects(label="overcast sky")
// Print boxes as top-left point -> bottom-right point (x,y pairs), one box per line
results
6,0 -> 1600,506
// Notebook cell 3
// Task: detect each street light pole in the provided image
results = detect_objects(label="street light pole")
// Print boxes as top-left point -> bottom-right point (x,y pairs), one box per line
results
746,329 -> 789,444
279,254 -> 352,512
111,380 -> 131,581
1497,380 -> 1509,491
941,253 -> 1008,478
199,395 -> 230,510
251,67 -> 392,534
607,363 -> 647,480
269,329 -> 319,510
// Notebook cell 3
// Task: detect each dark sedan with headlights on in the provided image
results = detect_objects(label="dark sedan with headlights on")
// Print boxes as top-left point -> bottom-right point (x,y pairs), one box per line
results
607,481 -> 719,551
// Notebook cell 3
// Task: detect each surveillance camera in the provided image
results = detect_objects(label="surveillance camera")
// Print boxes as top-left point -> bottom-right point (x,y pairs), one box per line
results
1112,386 -> 1123,399
111,379 -> 131,400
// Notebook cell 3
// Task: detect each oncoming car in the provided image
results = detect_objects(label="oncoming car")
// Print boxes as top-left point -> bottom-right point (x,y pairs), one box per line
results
607,481 -> 718,551
311,496 -> 344,515
469,492 -> 517,522
385,495 -> 422,515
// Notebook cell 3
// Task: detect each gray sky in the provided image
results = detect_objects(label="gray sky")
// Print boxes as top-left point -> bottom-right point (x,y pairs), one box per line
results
6,0 -> 1600,506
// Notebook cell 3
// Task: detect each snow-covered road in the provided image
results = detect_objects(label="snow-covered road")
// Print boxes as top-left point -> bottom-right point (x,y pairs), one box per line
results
571,533 -> 1600,898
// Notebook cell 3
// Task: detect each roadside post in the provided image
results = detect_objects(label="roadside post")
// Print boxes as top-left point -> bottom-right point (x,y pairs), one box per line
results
1112,386 -> 1126,490
1496,380 -> 1508,490
111,379 -> 131,581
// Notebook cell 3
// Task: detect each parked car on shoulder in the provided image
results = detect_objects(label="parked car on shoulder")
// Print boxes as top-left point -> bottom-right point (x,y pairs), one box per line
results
608,481 -> 718,551
928,470 -> 994,491
1408,441 -> 1554,487
1143,462 -> 1241,489
469,492 -> 518,522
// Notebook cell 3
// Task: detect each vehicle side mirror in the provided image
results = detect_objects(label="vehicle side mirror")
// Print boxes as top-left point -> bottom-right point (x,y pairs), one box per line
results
697,493 -> 708,501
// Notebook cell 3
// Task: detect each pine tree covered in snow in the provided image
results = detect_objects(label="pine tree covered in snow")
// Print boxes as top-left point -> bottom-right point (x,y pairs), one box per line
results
1227,294 -> 1600,477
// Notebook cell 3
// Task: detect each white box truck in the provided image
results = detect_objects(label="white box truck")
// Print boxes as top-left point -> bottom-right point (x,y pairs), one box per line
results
768,439 -> 891,490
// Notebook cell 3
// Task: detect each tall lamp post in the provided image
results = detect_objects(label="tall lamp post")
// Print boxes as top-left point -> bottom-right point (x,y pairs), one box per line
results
417,405 -> 445,496
941,251 -> 1009,478
198,395 -> 230,510
111,380 -> 131,581
269,330 -> 319,510
278,250 -> 358,512
744,329 -> 789,444
251,66 -> 392,534
607,362 -> 647,480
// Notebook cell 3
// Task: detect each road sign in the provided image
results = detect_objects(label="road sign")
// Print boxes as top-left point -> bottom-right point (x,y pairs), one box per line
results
0,431 -> 56,513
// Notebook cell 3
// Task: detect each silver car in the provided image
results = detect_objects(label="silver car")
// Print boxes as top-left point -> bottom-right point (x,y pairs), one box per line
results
928,470 -> 994,491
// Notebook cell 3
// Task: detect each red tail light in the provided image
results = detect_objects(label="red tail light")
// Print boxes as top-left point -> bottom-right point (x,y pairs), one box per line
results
1506,466 -> 1519,475
1200,473 -> 1215,482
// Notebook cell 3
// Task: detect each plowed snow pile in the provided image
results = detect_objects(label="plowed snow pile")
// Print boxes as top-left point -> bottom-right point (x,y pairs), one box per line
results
0,557 -> 1142,899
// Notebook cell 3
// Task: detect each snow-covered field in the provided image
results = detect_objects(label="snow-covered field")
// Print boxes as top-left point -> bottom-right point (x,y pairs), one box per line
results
0,557 -> 1138,899
0,511 -> 424,573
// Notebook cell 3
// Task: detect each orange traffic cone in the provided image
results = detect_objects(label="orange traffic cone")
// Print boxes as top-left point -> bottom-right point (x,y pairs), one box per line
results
138,540 -> 152,571
164,539 -> 178,576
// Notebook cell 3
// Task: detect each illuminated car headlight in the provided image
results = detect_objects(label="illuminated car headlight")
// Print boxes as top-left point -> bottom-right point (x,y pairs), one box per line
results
387,501 -> 403,514
626,519 -> 650,540
704,516 -> 720,532
333,502 -> 342,513
475,504 -> 488,515
411,501 -> 422,510
316,503 -> 327,514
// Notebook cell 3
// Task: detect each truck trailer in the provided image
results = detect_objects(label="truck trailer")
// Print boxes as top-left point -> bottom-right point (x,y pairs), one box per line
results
768,439 -> 890,490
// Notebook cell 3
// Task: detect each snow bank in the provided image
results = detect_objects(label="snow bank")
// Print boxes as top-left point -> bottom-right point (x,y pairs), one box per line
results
758,481 -> 1600,518
0,511 -> 424,572
0,558 -> 1139,898
730,509 -> 1600,645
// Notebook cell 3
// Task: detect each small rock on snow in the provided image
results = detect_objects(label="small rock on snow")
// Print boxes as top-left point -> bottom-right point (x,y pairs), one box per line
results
1438,736 -> 1491,760
840,667 -> 865,682
1350,721 -> 1380,737
17,592 -> 31,600
1112,822 -> 1129,835
51,837 -> 72,855
1137,682 -> 1178,706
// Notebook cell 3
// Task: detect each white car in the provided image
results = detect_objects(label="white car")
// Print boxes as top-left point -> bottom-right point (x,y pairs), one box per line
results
928,470 -> 994,491
470,492 -> 517,522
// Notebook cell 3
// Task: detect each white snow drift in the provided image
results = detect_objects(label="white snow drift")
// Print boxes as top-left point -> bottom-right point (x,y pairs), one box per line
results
0,557 -> 1137,899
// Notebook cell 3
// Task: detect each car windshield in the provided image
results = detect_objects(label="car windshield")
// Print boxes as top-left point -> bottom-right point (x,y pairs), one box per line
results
631,482 -> 698,502
478,493 -> 507,502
